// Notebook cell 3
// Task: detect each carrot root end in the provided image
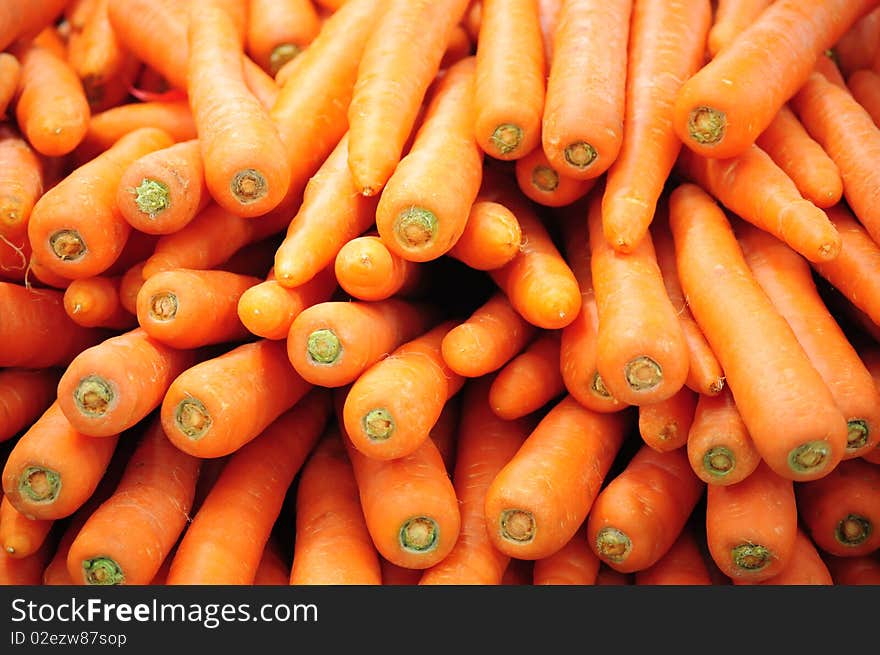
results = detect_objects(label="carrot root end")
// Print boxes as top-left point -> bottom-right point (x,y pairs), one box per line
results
148,291 -> 178,321
362,408 -> 395,442
731,544 -> 772,572
399,516 -> 438,553
563,142 -> 597,170
702,446 -> 735,479
134,178 -> 171,218
74,375 -> 116,418
499,509 -> 535,544
835,514 -> 872,547
787,441 -> 832,476
269,43 -> 302,76
49,229 -> 87,262
531,165 -> 559,193
687,107 -> 726,146
490,124 -> 524,157
82,556 -> 125,585
393,207 -> 438,250
18,466 -> 61,504
174,397 -> 212,441
306,328 -> 342,365
231,169 -> 268,205
623,356 -> 662,392
595,526 -> 632,564
846,420 -> 869,452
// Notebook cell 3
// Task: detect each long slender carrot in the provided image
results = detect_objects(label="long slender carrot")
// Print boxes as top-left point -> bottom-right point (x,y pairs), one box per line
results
737,221 -> 880,459
531,523 -> 600,585
334,235 -> 423,301
1,402 -> 119,521
589,189 -> 690,406
686,388 -> 762,487
0,124 -> 43,240
601,0 -> 711,252
587,445 -> 705,573
289,429 -> 383,585
634,527 -> 713,585
638,386 -> 699,453
446,199 -> 522,271
672,0 -> 877,159
167,391 -> 330,584
848,69 -> 880,127
246,0 -> 320,75
419,378 -> 530,585
541,0 -> 633,179
514,146 -> 596,208
346,0 -> 471,196
0,53 -> 20,117
488,332 -> 565,420
735,529 -> 834,586
705,460 -> 798,582
825,554 -> 880,584
485,395 -> 631,560
0,368 -> 60,444
162,339 -> 313,458
669,183 -> 848,481
0,495 -> 53,558
62,275 -> 136,330
706,0 -> 773,57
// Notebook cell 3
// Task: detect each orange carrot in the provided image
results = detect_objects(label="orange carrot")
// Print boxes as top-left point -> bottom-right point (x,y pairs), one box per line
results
0,232 -> 29,284
0,124 -> 43,240
514,146 -> 596,207
254,539 -> 291,585
815,48 -> 848,88
638,386 -> 699,453
0,53 -> 20,117
488,331 -> 565,420
247,0 -> 320,75
541,0 -> 633,179
825,554 -> 880,584
439,22 -> 473,70
531,524 -> 600,585
334,235 -> 423,301
485,395 -> 631,560
380,557 -> 422,585
672,0 -> 877,159
634,527 -> 713,585
0,0 -> 68,52
0,368 -> 60,444
536,0 -> 561,63
118,260 -> 146,315
0,495 -> 53,558
595,563 -> 634,586
834,6 -> 880,74
0,538 -> 53,585
587,445 -> 705,573
447,199 -> 522,271
848,69 -> 880,127
669,182 -> 848,481
62,275 -> 136,330
706,0 -> 773,57
735,529 -> 833,586
167,391 -> 330,584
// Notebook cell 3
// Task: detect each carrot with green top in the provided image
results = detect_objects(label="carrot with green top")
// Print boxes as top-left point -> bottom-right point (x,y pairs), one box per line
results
686,388 -> 761,487
542,0 -> 632,179
737,220 -> 880,459
162,339 -> 314,459
334,235 -> 423,301
0,368 -> 60,444
485,395 -> 631,560
848,69 -> 880,127
63,275 -> 136,330
289,429 -> 383,585
343,320 -> 465,461
0,495 -> 53,558
670,183 -> 848,481
706,0 -> 773,57
247,0 -> 320,75
0,53 -> 20,117
601,0 -> 711,253
0,125 -> 43,240
638,386 -> 699,453
420,378 -> 531,585
287,298 -> 436,388
514,146 -> 596,208
531,524 -> 599,585
473,0 -> 545,160
634,527 -> 713,585
447,199 -> 522,271
167,391 -> 330,584
489,332 -> 565,420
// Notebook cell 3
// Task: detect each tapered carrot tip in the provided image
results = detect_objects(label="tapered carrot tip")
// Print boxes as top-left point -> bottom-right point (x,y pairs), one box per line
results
595,527 -> 632,564
148,292 -> 178,321
703,447 -> 736,480
625,356 -> 663,392
307,329 -> 342,365
837,515 -> 872,548
19,466 -> 61,505
788,441 -> 833,476
174,398 -> 213,441
363,408 -> 394,441
50,230 -> 87,262
269,44 -> 302,76
134,179 -> 171,217
491,124 -> 524,156
394,208 -> 439,251
500,509 -> 536,544
82,557 -> 125,585
532,166 -> 559,193
847,420 -> 870,452
400,517 -> 439,553
688,107 -> 726,146
564,142 -> 597,170
74,376 -> 115,418
231,169 -> 269,206
731,544 -> 773,573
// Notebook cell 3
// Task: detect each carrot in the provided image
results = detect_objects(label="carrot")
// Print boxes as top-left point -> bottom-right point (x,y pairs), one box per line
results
600,0 -> 711,253
0,52 -> 20,117
25,252 -> 72,290
439,23 -> 473,70
254,539 -> 291,585
638,386 -> 699,453
634,527 -> 713,585
536,0 -> 561,63
287,297 -> 436,388
834,7 -> 880,75
167,391 -> 330,584
587,445 -> 704,573
334,235 -> 423,302
425,394 -> 460,476
488,332 -> 565,420
440,291 -> 537,378
2,401 -> 119,521
791,71 -> 880,246
669,183 -> 848,481
706,0 -> 773,57
501,557 -> 534,585
0,0 -> 68,52
825,554 -> 880,585
343,420 -> 461,570
247,0 -> 320,75
473,0 -> 545,160
0,232 -> 29,283
116,139 -> 210,235
0,124 -> 43,240
11,40 -> 90,157
380,558 -> 422,585
531,524 -> 600,585
541,0 -> 632,179
815,48 -> 849,88
514,146 -> 596,208
676,145 -> 841,264
447,200 -> 522,271
56,328 -> 198,438
485,395 -> 631,560
737,221 -> 880,459
595,563 -> 633,586
273,134 -> 379,289
797,458 -> 880,558
0,368 -> 60,444
118,260 -> 146,315
289,429 -> 382,585
705,460 -> 798,582
735,529 -> 833,586
848,69 -> 880,127
686,388 -> 762,487
419,378 -> 530,585
0,538 -> 53,585
0,495 -> 53,558
28,127 -> 174,281
62,275 -> 135,330
672,0 -> 877,159
66,417 -> 200,585
589,188 -> 690,406
0,282 -> 110,368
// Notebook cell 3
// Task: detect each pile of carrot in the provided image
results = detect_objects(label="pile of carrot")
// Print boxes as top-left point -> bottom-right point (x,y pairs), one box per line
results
3,0 -> 880,587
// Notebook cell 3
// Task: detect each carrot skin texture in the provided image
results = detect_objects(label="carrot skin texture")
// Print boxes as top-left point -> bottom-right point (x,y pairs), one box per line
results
532,524 -> 601,585
0,495 -> 53,558
0,368 -> 60,444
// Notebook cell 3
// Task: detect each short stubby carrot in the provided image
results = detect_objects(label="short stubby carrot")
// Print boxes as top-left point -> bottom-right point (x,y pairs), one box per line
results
634,527 -> 713,586
0,125 -> 43,240
686,388 -> 762,487
514,146 -> 596,208
473,0 -> 545,160
187,3 -> 291,216
587,445 -> 705,573
289,430 -> 383,585
531,524 -> 600,585
638,386 -> 699,453
334,235 -> 423,302
66,417 -> 201,585
446,199 -> 522,271
0,495 -> 53,558
541,0 -> 633,179
672,0 -> 877,159
488,331 -> 564,421
62,275 -> 136,330
796,458 -> 880,558
705,460 -> 798,582
0,368 -> 60,444
485,395 -> 631,560
1,401 -> 119,521
246,0 -> 321,75
706,0 -> 773,57
375,57 -> 483,262
669,183 -> 848,481
287,298 -> 436,388
588,190 -> 689,406
167,391 -> 330,585
161,338 -> 313,458
27,127 -> 174,281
